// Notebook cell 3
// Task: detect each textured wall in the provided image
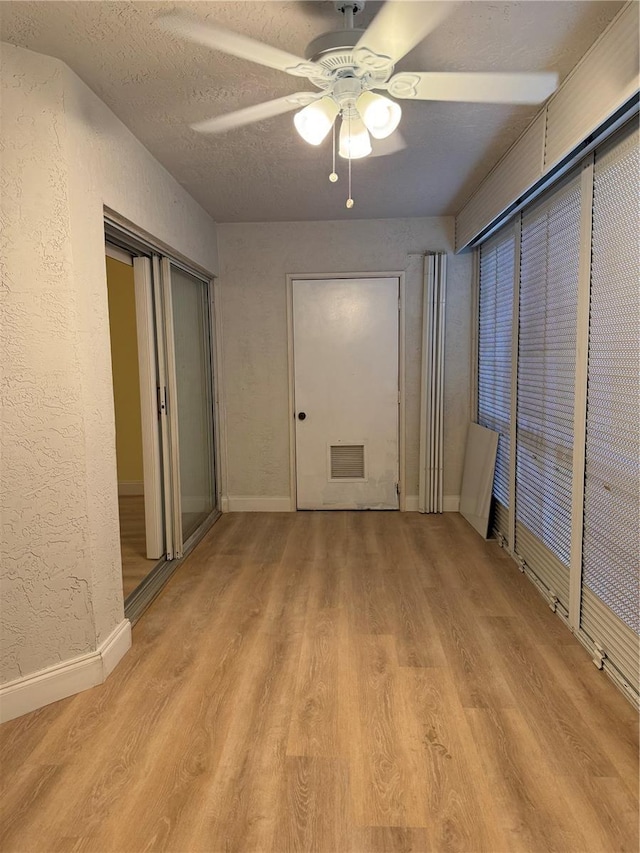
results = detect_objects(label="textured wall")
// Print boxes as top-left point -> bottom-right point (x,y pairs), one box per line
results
1,49 -> 97,680
217,218 -> 472,503
1,43 -> 218,684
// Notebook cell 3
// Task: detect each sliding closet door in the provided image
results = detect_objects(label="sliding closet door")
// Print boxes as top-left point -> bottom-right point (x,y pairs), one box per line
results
581,127 -> 640,691
162,261 -> 217,553
478,226 -> 515,543
515,173 -> 581,611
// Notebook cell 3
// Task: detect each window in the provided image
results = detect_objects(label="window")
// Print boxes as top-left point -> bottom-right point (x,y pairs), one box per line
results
515,173 -> 581,605
478,227 -> 515,541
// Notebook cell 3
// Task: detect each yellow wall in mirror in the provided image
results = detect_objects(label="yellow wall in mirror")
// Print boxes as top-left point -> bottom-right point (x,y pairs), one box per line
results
106,255 -> 144,487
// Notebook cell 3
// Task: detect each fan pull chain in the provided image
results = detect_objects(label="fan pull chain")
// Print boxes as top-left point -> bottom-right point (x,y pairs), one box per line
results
346,112 -> 354,209
329,120 -> 338,183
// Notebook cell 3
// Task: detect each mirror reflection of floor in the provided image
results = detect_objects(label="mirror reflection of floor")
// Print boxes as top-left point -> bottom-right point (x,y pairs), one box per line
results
118,495 -> 158,599
182,511 -> 207,543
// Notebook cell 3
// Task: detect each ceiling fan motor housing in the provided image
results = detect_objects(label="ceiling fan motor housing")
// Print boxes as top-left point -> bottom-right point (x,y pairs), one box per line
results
304,27 -> 364,63
304,28 -> 394,92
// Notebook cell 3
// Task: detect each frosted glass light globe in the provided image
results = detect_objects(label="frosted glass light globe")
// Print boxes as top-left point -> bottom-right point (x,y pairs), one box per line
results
338,115 -> 372,159
356,92 -> 402,140
293,97 -> 339,146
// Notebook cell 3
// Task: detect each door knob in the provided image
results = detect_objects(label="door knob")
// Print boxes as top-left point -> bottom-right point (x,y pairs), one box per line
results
298,412 -> 307,421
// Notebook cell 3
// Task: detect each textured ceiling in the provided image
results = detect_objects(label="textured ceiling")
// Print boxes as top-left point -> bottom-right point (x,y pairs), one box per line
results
0,1 -> 623,222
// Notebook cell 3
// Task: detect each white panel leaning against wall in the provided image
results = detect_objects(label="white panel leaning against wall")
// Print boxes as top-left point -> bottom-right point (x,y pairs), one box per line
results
474,120 -> 640,707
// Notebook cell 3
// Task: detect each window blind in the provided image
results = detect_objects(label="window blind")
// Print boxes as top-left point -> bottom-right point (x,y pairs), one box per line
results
478,227 -> 515,542
581,128 -> 640,690
515,174 -> 582,608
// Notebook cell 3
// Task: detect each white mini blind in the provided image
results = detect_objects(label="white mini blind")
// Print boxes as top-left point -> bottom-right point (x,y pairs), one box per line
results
581,128 -> 640,690
515,174 -> 581,608
478,227 -> 515,542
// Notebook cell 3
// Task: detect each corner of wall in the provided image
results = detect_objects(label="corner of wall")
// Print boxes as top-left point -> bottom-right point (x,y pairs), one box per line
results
0,619 -> 131,724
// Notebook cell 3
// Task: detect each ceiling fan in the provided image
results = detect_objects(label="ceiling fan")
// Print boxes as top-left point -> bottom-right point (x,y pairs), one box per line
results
158,0 -> 558,207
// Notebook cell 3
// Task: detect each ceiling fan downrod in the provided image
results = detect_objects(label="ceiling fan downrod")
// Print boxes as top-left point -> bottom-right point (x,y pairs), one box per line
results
335,1 -> 365,31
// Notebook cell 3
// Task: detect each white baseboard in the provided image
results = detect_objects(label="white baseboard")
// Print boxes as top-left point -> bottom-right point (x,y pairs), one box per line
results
118,481 -> 144,496
225,496 -> 294,512
404,495 -> 460,513
223,495 -> 460,514
444,495 -> 460,512
0,619 -> 131,724
101,619 -> 132,679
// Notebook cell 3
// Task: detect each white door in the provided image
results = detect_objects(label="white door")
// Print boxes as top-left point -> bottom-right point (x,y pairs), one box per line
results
293,277 -> 399,510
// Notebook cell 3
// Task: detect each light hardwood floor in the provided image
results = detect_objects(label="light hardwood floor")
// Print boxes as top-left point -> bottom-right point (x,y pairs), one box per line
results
118,495 -> 159,599
0,512 -> 637,852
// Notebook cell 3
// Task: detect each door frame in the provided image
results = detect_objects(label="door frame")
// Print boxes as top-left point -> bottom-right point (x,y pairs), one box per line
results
104,212 -> 223,617
285,271 -> 407,512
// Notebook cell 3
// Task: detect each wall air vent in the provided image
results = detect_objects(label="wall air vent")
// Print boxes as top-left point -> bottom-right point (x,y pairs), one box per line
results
330,444 -> 365,480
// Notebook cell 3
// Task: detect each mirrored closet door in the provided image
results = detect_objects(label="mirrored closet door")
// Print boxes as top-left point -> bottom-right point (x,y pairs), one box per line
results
161,260 -> 217,553
105,221 -> 220,617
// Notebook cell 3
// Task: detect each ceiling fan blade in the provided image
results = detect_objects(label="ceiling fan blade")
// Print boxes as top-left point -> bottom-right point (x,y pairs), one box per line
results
370,132 -> 407,158
386,71 -> 559,104
355,1 -> 455,68
157,15 -> 323,78
191,93 -> 321,135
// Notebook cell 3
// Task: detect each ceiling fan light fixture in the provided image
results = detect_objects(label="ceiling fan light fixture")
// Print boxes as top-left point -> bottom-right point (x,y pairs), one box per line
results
293,97 -> 339,145
338,114 -> 372,160
356,91 -> 402,140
